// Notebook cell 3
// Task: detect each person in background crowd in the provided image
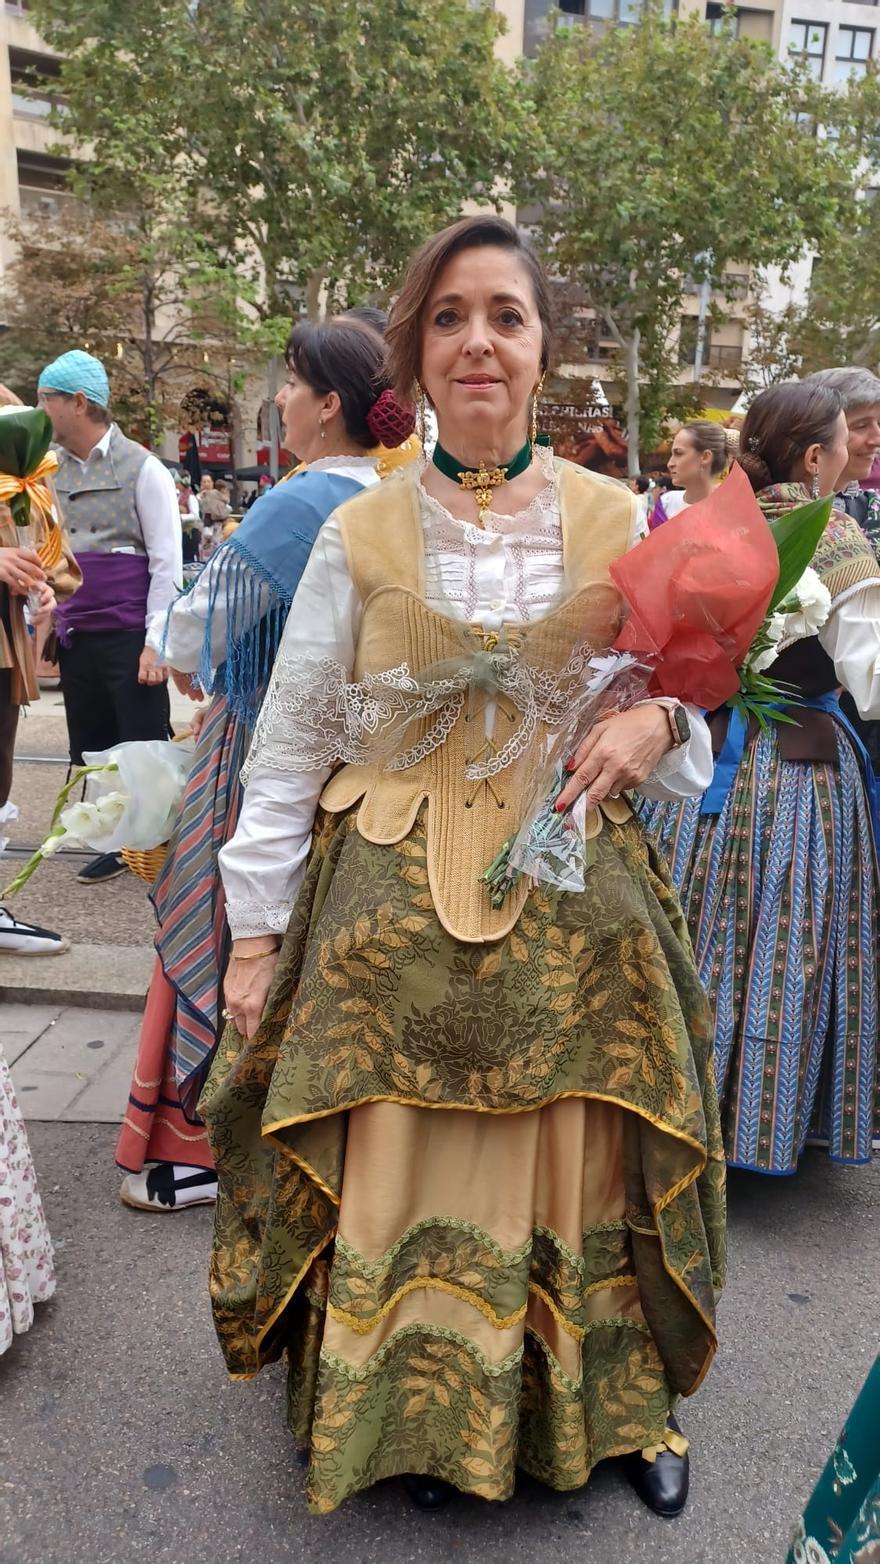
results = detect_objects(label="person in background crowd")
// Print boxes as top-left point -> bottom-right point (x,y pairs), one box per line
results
0,386 -> 81,955
649,422 -> 737,529
244,474 -> 275,512
36,351 -> 181,886
806,368 -> 880,777
198,475 -> 231,560
627,473 -> 652,536
640,381 -> 880,1177
176,471 -> 202,566
115,311 -> 415,1214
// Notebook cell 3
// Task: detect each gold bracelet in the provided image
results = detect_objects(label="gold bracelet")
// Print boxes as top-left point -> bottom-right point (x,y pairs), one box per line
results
231,946 -> 280,962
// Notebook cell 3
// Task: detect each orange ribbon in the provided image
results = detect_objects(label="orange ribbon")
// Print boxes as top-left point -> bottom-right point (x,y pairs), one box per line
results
0,452 -> 62,569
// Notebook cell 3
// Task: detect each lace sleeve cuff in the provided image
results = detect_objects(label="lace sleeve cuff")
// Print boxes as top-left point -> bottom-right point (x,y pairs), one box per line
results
226,898 -> 292,941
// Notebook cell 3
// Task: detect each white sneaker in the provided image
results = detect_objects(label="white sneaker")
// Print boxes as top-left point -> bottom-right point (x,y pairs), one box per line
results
0,905 -> 69,956
120,1163 -> 218,1212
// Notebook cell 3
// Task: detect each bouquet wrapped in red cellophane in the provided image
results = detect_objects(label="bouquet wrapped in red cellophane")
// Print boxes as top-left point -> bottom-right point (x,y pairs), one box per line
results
480,463 -> 833,906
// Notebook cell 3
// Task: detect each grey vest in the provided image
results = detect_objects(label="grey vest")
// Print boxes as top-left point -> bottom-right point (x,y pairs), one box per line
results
53,425 -> 151,555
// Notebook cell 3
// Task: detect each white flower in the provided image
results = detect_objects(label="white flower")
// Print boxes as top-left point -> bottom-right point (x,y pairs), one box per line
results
777,567 -> 832,641
58,800 -> 101,842
93,791 -> 127,827
39,830 -> 66,857
766,612 -> 787,644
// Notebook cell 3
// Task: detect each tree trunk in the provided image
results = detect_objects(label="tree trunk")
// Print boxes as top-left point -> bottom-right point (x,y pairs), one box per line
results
305,268 -> 326,321
141,276 -> 157,450
624,329 -> 641,477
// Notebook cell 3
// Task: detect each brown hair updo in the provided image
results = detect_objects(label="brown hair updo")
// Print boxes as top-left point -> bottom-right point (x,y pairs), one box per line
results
739,383 -> 843,492
385,215 -> 555,401
677,420 -> 733,476
285,315 -> 389,450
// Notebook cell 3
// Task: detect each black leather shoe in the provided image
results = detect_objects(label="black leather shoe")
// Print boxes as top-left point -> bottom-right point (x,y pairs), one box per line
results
403,1474 -> 455,1511
618,1413 -> 689,1517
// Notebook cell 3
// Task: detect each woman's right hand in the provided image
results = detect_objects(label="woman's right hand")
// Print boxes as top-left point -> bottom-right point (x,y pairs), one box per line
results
0,547 -> 47,596
223,939 -> 280,1039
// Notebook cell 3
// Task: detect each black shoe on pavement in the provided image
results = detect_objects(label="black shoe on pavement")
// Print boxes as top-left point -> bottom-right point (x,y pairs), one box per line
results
77,852 -> 126,885
403,1474 -> 455,1511
618,1414 -> 690,1517
0,905 -> 69,956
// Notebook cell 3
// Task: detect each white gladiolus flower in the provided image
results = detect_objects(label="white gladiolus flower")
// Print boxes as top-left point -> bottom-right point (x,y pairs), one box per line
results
39,831 -> 66,857
93,791 -> 127,826
59,800 -> 101,842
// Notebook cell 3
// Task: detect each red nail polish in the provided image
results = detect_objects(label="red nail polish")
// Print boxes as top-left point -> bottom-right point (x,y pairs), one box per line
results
554,798 -> 565,812
565,757 -> 576,773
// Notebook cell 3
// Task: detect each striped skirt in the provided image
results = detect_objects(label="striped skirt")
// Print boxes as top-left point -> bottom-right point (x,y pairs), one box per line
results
638,724 -> 879,1175
116,695 -> 249,1172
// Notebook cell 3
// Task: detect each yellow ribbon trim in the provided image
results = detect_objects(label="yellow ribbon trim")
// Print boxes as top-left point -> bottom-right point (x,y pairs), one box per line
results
642,1426 -> 689,1464
328,1276 -> 527,1336
0,453 -> 62,568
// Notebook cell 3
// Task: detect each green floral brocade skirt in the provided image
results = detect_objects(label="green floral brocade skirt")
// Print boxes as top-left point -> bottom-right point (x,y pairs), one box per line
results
200,805 -> 726,1514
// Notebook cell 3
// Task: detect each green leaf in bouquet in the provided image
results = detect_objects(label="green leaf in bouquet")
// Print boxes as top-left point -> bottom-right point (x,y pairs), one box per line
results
0,407 -> 54,479
0,407 -> 55,528
767,496 -> 833,612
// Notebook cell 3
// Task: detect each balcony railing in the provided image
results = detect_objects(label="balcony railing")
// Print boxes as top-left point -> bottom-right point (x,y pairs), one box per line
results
707,344 -> 744,372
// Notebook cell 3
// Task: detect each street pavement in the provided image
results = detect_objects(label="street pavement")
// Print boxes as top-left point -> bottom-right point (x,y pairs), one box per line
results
2,688 -> 879,1564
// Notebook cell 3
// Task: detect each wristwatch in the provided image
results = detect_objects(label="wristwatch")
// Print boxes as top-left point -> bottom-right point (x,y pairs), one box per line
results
665,702 -> 691,748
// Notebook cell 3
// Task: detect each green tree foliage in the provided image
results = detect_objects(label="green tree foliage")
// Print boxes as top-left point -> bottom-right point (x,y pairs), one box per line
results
27,0 -> 527,319
521,7 -> 862,470
0,206 -> 265,446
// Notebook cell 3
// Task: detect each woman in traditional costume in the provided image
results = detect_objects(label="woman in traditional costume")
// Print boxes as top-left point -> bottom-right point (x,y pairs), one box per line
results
205,217 -> 726,1517
641,381 -> 880,1176
115,314 -> 414,1212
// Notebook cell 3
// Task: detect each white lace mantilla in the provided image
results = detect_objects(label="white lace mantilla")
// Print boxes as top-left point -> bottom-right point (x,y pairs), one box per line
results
242,642 -> 645,786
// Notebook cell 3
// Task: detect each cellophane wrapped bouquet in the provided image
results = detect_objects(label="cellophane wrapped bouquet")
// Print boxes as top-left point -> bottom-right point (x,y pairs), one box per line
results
481,463 -> 833,906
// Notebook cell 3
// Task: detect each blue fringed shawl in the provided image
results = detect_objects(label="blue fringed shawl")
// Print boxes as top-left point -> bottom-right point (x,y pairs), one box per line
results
187,469 -> 367,721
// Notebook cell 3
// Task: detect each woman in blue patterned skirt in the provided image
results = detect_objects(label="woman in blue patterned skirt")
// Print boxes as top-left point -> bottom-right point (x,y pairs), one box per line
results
640,381 -> 880,1175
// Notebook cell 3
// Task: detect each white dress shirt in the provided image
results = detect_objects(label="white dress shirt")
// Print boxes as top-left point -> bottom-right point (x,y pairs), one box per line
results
62,425 -> 182,644
220,459 -> 715,939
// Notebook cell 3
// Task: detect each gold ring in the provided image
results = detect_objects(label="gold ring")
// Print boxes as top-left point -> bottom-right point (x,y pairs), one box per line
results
221,1007 -> 234,1021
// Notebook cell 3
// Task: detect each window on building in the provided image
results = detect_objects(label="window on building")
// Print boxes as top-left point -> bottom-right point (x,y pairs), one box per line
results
706,3 -> 739,37
8,47 -> 64,118
559,0 -> 673,20
788,19 -> 828,78
679,318 -> 700,367
833,25 -> 875,82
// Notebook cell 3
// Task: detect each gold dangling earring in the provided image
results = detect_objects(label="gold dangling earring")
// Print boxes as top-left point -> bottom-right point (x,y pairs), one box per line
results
416,384 -> 427,448
530,373 -> 545,452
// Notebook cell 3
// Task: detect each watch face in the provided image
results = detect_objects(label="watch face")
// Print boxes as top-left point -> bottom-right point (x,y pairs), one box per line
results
672,705 -> 691,745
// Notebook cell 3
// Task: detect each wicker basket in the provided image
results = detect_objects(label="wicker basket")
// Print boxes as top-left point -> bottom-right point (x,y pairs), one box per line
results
120,843 -> 169,884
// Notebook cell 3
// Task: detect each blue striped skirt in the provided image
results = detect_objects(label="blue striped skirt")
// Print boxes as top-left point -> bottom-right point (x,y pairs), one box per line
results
638,724 -> 879,1174
151,694 -> 250,1116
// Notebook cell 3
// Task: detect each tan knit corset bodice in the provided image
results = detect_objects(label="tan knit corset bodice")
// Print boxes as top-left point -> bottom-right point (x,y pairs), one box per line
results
320,460 -> 635,942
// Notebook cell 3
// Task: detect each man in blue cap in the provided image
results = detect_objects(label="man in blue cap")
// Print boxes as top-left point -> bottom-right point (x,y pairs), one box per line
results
37,350 -> 182,883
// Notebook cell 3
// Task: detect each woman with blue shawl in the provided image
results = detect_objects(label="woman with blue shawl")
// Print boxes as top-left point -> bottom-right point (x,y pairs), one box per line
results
115,313 -> 417,1211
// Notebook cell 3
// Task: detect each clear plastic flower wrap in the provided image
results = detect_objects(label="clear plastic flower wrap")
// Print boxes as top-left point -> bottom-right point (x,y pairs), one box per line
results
480,652 -> 652,906
1,738 -> 195,898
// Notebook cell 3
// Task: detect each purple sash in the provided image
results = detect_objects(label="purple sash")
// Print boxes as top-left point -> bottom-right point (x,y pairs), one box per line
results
56,552 -> 150,645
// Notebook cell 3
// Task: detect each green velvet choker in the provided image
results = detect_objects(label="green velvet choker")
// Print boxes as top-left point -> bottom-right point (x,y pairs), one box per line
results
431,437 -> 533,522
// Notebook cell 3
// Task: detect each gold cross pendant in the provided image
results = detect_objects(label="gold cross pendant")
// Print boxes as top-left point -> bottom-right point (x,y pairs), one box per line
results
458,464 -> 508,523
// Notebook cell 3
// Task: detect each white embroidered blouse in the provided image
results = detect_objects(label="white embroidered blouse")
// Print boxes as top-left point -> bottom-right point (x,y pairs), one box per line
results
219,454 -> 715,940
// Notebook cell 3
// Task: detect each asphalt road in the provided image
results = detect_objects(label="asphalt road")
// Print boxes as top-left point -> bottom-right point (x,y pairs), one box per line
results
2,1122 -> 877,1564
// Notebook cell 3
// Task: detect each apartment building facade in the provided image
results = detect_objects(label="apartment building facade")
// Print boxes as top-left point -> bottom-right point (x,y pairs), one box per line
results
499,0 -> 878,412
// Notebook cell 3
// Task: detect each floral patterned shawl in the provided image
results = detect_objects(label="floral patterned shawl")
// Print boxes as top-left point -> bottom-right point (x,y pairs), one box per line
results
756,482 -> 880,609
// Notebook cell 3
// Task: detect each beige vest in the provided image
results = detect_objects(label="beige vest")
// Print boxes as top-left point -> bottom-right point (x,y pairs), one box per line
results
320,460 -> 635,943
